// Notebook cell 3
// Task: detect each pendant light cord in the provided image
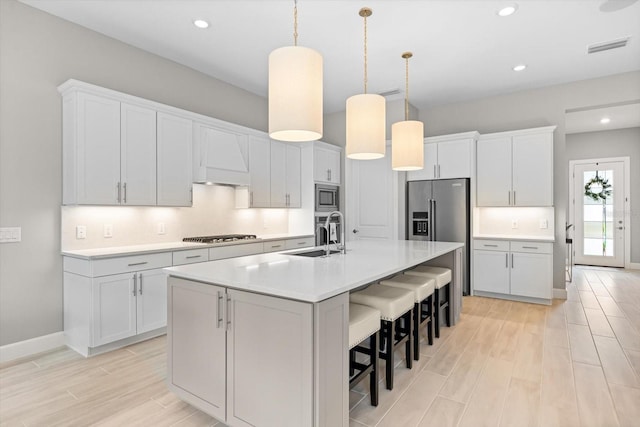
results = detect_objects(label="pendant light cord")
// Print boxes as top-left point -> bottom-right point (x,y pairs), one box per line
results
363,12 -> 368,94
293,0 -> 298,46
405,56 -> 409,120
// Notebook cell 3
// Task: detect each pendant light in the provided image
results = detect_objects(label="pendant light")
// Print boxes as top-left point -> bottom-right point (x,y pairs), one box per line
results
392,52 -> 424,171
346,7 -> 386,160
269,0 -> 323,142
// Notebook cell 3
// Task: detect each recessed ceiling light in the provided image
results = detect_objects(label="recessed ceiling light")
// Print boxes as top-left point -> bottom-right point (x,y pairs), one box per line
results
193,19 -> 209,29
513,64 -> 526,71
600,117 -> 611,124
497,5 -> 518,17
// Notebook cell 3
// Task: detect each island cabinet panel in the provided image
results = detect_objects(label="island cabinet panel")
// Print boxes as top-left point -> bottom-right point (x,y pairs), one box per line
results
168,280 -> 226,421
227,289 -> 313,427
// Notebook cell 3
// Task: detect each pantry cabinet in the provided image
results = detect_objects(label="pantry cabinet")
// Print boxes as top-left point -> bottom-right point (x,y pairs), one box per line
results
314,142 -> 341,185
168,277 -> 313,427
476,126 -> 555,206
473,239 -> 553,302
407,132 -> 477,181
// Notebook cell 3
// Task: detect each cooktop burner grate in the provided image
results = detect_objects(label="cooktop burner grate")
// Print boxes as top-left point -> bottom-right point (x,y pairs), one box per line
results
182,234 -> 257,244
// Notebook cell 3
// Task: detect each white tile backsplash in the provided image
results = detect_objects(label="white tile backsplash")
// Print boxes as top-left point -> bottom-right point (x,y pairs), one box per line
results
61,184 -> 289,250
476,207 -> 555,238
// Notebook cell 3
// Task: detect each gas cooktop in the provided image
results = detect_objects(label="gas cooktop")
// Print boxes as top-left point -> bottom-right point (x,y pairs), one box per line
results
182,234 -> 257,244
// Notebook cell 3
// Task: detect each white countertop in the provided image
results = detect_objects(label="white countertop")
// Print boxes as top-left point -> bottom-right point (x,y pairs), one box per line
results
62,234 -> 314,259
474,234 -> 555,242
164,240 -> 464,303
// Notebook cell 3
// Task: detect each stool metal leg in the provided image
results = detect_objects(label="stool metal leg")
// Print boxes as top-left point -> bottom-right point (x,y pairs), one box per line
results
370,331 -> 379,406
406,309 -> 413,369
445,284 -> 451,327
434,288 -> 441,338
385,319 -> 394,390
412,302 -> 420,361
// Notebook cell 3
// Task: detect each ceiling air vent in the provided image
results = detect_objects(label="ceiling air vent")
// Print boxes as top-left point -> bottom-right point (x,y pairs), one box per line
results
378,89 -> 401,97
588,37 -> 630,54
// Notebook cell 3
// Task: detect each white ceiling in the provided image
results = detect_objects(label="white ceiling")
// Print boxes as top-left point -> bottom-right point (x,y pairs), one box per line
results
565,102 -> 640,134
20,0 -> 640,114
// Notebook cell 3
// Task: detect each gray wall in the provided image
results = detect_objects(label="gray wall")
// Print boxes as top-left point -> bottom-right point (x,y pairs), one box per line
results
567,127 -> 640,263
324,71 -> 640,290
0,0 -> 268,346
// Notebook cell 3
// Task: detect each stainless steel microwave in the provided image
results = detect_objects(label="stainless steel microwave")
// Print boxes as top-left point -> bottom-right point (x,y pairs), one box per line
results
315,184 -> 339,212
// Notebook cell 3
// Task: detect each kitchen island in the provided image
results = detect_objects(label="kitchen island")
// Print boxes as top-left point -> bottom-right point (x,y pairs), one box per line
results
164,240 -> 464,427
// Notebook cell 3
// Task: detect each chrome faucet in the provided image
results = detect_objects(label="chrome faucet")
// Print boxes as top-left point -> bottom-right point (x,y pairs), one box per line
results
324,211 -> 346,256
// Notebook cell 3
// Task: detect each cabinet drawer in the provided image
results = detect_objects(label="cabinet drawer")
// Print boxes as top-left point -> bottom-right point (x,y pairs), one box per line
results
263,240 -> 287,253
474,240 -> 509,251
510,242 -> 552,254
209,242 -> 263,260
173,248 -> 209,266
92,252 -> 172,277
285,237 -> 314,250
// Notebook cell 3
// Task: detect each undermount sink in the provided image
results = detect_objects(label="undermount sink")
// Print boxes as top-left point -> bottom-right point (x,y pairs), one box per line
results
288,249 -> 340,257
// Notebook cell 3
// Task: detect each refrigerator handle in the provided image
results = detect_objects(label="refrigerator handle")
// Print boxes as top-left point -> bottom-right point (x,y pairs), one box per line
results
431,199 -> 436,241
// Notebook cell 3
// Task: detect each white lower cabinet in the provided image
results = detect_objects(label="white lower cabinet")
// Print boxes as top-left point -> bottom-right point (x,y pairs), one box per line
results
473,239 -> 553,302
168,277 -> 313,427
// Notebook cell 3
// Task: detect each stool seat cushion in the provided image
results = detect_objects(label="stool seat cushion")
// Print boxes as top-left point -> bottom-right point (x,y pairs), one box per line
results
350,285 -> 414,321
380,275 -> 435,303
404,266 -> 452,289
349,304 -> 381,349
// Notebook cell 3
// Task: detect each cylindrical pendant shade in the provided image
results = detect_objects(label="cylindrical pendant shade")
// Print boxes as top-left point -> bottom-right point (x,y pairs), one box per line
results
346,93 -> 386,159
392,120 -> 424,171
269,46 -> 323,142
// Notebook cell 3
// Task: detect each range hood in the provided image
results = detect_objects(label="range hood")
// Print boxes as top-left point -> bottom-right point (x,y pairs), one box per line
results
193,124 -> 250,186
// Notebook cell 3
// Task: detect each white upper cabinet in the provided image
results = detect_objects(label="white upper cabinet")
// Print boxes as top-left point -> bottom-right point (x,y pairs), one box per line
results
193,123 -> 250,186
407,132 -> 477,181
121,103 -> 157,206
270,141 -> 301,208
313,142 -> 341,185
248,135 -> 271,208
157,112 -> 193,206
476,126 -> 555,207
59,80 -> 193,207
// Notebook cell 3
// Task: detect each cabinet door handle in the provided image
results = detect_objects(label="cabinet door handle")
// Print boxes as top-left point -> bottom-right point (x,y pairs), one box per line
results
522,246 -> 538,249
511,253 -> 514,268
271,245 -> 282,249
484,244 -> 498,247
217,291 -> 224,329
513,191 -> 516,205
185,255 -> 202,259
250,191 -> 254,207
139,273 -> 143,295
433,165 -> 436,178
297,241 -> 307,245
128,261 -> 148,267
132,273 -> 137,296
438,164 -> 441,178
508,191 -> 511,205
505,253 -> 508,268
328,169 -> 331,182
117,182 -> 121,203
226,294 -> 232,331
123,182 -> 127,204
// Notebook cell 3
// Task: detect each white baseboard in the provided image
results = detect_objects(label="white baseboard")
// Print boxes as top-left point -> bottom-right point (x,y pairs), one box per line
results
627,262 -> 640,270
553,288 -> 568,300
0,332 -> 65,363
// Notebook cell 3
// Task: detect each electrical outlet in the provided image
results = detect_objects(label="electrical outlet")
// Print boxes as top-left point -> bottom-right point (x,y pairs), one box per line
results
511,219 -> 518,229
157,222 -> 166,235
539,219 -> 548,229
103,224 -> 113,238
0,227 -> 21,243
76,225 -> 86,239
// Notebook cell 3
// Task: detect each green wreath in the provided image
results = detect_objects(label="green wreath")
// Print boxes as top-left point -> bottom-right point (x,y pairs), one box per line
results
584,174 -> 612,202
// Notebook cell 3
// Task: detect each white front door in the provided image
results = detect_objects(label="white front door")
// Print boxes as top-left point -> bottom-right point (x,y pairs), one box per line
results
346,150 -> 400,241
572,160 -> 625,267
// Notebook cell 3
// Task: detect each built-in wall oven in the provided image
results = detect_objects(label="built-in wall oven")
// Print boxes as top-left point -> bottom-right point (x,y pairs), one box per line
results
315,184 -> 339,212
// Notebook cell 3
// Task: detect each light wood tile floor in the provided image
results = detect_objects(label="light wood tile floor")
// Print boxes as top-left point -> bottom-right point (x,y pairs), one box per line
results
2,266 -> 639,426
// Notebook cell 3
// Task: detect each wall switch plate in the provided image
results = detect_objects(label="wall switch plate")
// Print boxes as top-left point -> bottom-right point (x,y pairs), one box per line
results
0,227 -> 21,243
76,225 -> 86,239
539,219 -> 548,229
511,219 -> 518,229
103,224 -> 113,238
157,222 -> 166,235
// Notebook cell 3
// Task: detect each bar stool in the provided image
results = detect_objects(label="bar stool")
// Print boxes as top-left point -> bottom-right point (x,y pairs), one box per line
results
380,274 -> 435,360
349,303 -> 381,406
405,266 -> 452,338
350,284 -> 414,390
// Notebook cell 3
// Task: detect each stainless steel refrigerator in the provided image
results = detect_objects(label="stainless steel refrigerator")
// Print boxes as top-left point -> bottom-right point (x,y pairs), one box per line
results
407,179 -> 470,295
